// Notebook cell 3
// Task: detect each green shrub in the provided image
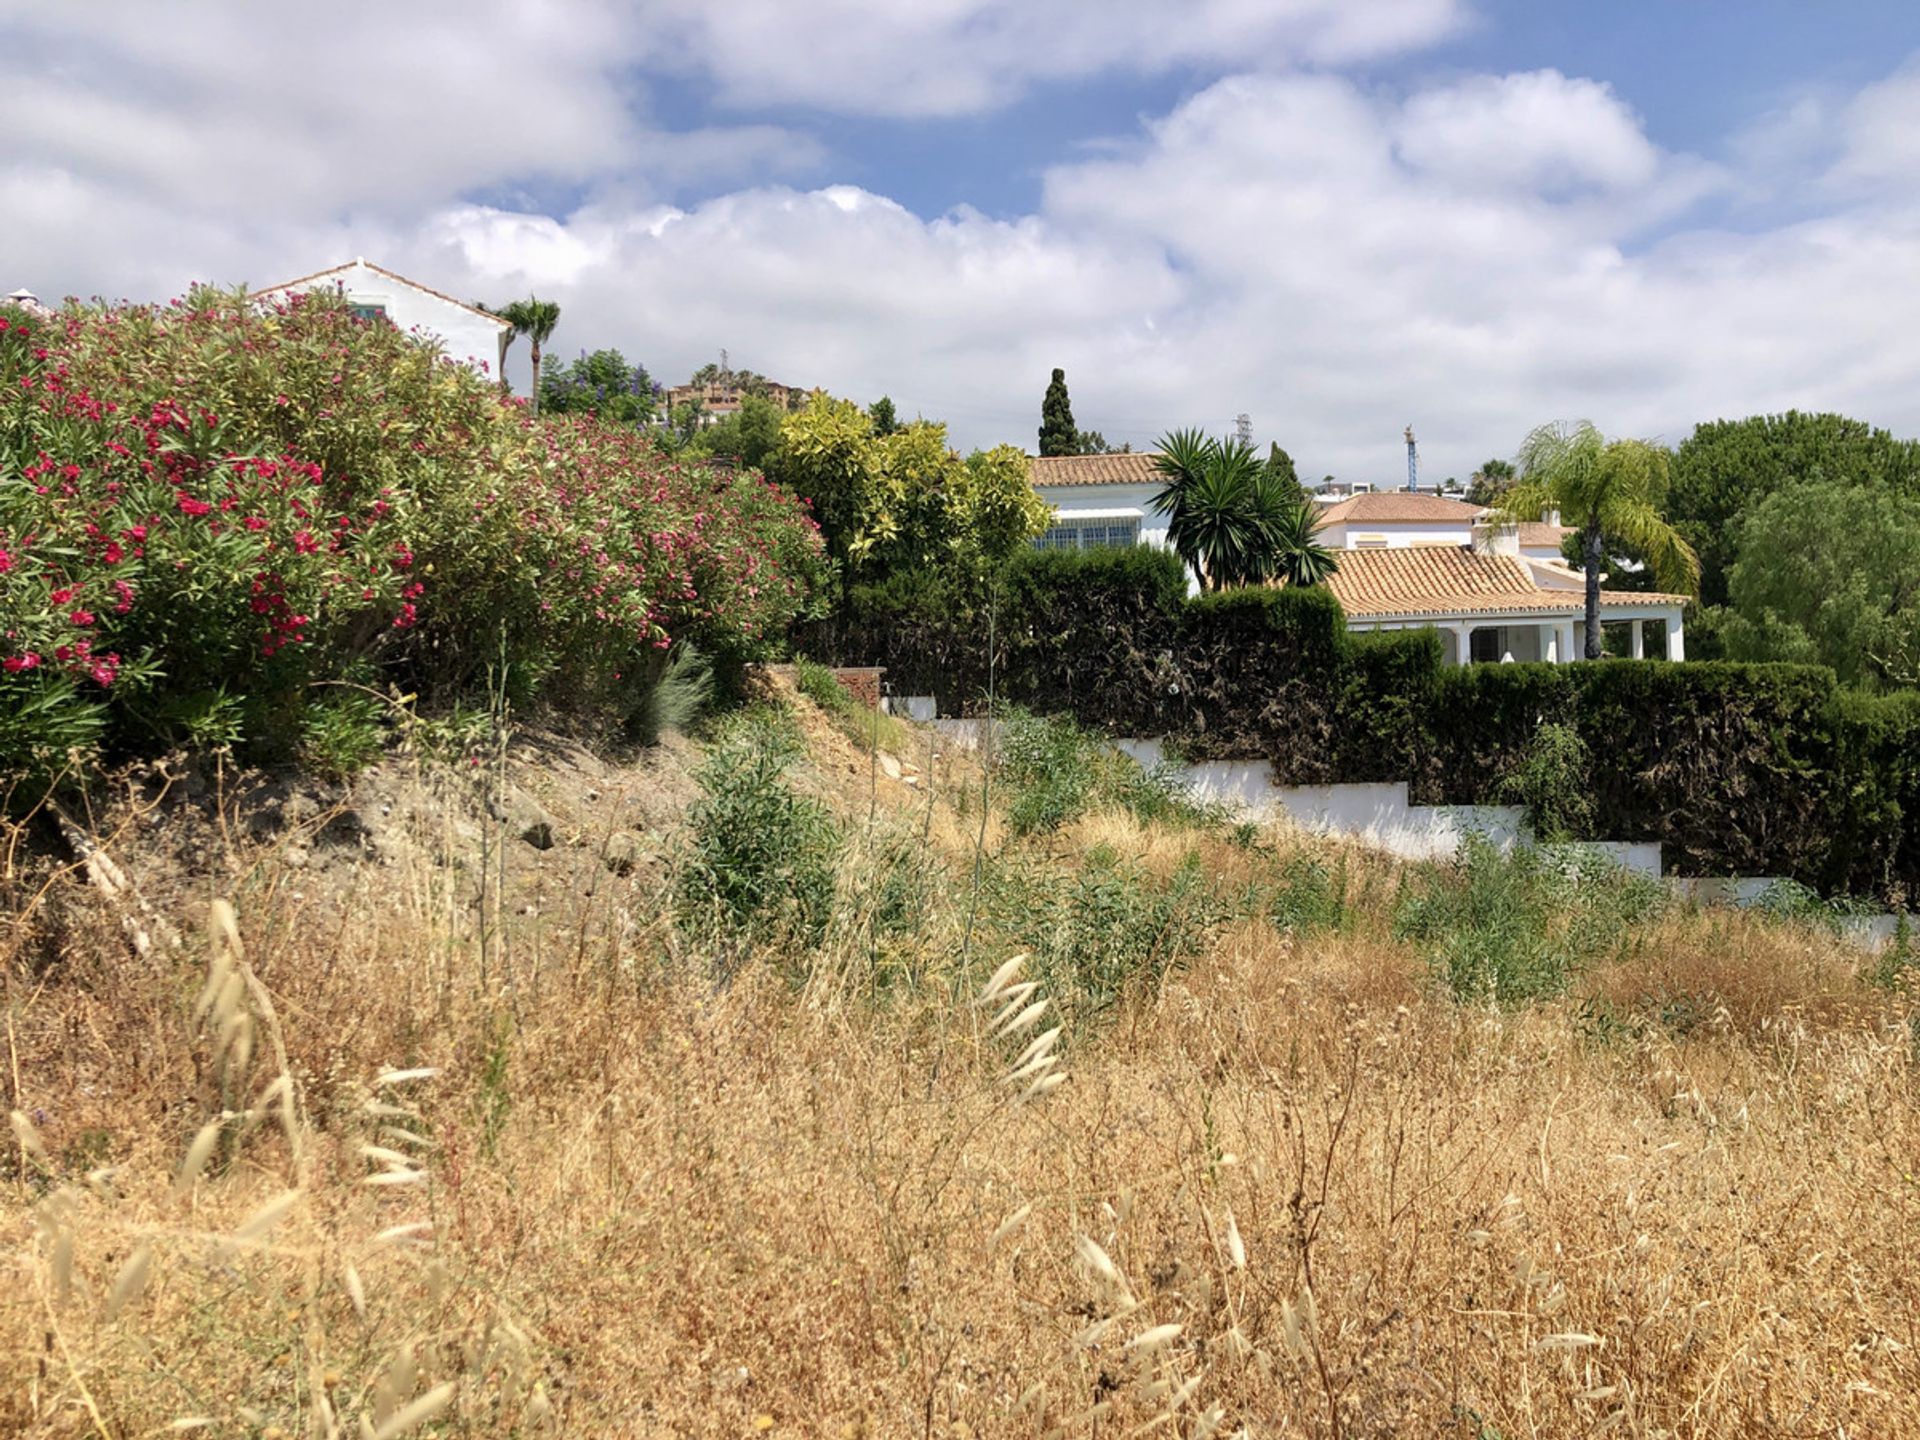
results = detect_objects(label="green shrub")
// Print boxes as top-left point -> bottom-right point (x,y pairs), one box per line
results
986,846 -> 1230,1023
1268,851 -> 1349,935
996,708 -> 1220,835
1395,836 -> 1667,1005
1496,722 -> 1597,841
675,708 -> 840,952
297,688 -> 388,779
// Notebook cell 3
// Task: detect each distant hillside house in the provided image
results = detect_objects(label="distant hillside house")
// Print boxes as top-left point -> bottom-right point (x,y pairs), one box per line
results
1029,454 -> 1682,663
665,377 -> 802,425
251,259 -> 510,377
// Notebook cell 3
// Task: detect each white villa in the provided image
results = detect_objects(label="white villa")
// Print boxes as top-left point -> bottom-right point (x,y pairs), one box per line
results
1031,454 -> 1687,664
251,259 -> 510,378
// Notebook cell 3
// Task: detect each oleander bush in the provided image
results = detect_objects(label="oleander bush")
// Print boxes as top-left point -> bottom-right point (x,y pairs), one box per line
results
0,289 -> 826,776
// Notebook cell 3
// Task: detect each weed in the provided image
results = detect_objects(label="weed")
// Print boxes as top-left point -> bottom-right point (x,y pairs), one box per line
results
997,707 -> 1220,835
628,642 -> 715,744
1269,851 -> 1349,935
296,688 -> 386,778
1496,722 -> 1595,842
1396,835 -> 1666,1005
988,845 -> 1230,1022
793,656 -> 914,754
1869,912 -> 1917,990
676,706 -> 840,954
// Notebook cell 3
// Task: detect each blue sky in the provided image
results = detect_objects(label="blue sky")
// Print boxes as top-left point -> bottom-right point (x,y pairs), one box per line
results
5,0 -> 1920,481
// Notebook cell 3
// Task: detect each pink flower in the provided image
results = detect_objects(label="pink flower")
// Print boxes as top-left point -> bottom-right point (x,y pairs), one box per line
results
69,609 -> 96,627
3,653 -> 40,673
176,493 -> 212,517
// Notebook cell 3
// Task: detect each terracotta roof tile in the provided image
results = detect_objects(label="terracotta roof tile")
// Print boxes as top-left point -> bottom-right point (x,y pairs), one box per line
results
1316,492 -> 1485,526
1029,452 -> 1162,487
1518,522 -> 1573,546
1326,547 -> 1686,618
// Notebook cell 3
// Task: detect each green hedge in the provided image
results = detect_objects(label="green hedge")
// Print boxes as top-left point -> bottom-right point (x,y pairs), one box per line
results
831,550 -> 1920,899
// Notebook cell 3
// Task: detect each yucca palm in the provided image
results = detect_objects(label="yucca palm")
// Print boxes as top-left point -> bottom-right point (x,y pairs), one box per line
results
1150,431 -> 1251,590
1262,482 -> 1338,587
495,297 -> 563,414
1495,421 -> 1699,658
1151,431 -> 1337,590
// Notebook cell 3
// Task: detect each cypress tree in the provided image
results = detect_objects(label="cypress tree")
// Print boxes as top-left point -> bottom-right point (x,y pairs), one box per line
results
1038,368 -> 1077,456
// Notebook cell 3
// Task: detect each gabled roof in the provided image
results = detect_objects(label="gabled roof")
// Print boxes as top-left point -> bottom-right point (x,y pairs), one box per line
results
1029,452 -> 1162,487
1326,546 -> 1687,619
251,260 -> 509,329
1517,522 -> 1573,547
1316,491 -> 1485,526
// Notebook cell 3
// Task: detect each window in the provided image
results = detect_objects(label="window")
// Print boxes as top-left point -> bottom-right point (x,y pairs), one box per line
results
347,302 -> 389,323
1469,627 -> 1502,664
1353,535 -> 1390,548
1034,519 -> 1140,552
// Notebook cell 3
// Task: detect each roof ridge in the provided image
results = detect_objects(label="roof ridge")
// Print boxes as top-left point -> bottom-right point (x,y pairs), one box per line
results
251,260 -> 508,328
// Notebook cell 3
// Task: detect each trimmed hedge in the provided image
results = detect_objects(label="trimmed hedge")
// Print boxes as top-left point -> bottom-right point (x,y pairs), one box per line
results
832,548 -> 1920,899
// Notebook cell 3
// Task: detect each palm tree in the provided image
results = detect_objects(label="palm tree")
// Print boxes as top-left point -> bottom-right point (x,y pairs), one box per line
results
1263,484 -> 1338,587
1466,457 -> 1517,507
494,297 -> 562,413
1151,431 -> 1263,590
1494,421 -> 1699,659
1150,432 -> 1335,590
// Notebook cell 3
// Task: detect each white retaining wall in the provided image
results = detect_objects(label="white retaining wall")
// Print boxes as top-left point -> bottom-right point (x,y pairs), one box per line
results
924,723 -> 1906,943
1116,738 -> 1661,873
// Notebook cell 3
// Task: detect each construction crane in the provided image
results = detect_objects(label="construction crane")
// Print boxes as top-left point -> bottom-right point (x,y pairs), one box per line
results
1404,424 -> 1418,492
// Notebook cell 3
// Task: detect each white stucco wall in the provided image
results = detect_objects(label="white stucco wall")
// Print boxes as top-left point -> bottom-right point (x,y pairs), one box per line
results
1034,481 -> 1172,552
1319,521 -> 1475,549
257,261 -> 506,376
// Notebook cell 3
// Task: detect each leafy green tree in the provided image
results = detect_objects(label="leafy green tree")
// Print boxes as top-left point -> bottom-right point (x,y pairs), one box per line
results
494,297 -> 562,414
1076,429 -> 1116,454
768,396 -> 1048,607
1494,422 -> 1699,659
1466,458 -> 1516,507
868,395 -> 898,436
693,393 -> 785,469
1670,411 -> 1920,605
1149,430 -> 1333,590
1720,478 -> 1920,689
1039,368 -> 1077,457
539,347 -> 656,425
767,393 -> 875,599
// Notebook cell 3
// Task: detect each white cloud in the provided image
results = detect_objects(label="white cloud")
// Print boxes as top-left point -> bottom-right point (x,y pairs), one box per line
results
1395,71 -> 1662,193
1833,59 -> 1920,187
4,2 -> 1920,486
636,0 -> 1467,116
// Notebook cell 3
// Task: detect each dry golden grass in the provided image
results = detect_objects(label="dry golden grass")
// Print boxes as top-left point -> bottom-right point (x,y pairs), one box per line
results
3,700 -> 1918,1437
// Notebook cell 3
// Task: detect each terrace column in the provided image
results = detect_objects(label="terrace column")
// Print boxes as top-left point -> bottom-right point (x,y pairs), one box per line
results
1630,619 -> 1645,660
1451,623 -> 1473,665
1668,613 -> 1685,661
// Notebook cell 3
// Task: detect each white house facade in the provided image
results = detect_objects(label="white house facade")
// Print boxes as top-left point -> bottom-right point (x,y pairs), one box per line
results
1029,453 -> 1172,554
251,260 -> 510,378
1313,491 -> 1487,548
1028,457 -> 1687,665
1327,545 -> 1687,664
